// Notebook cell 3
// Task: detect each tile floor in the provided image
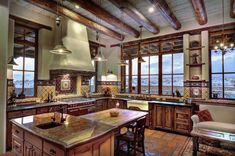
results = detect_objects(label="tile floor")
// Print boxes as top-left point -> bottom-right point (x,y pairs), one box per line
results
119,128 -> 191,156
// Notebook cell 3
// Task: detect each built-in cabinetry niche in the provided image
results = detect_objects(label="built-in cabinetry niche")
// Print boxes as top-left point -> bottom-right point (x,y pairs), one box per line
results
184,33 -> 209,99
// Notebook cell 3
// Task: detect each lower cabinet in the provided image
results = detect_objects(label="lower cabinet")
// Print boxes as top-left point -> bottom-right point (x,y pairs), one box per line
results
24,141 -> 42,156
149,103 -> 192,135
153,105 -> 173,130
12,124 -> 114,156
95,99 -> 108,112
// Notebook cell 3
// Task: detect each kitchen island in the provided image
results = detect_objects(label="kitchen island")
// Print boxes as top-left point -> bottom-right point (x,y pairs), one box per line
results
11,108 -> 147,156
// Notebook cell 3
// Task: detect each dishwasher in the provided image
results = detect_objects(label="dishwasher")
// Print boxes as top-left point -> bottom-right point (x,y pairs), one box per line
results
127,100 -> 149,111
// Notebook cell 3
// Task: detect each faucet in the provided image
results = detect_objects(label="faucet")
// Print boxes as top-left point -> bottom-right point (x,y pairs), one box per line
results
49,105 -> 66,123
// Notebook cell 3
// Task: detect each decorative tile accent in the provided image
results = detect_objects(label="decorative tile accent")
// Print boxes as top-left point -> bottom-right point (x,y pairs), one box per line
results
37,86 -> 56,101
184,81 -> 208,87
97,81 -> 121,85
184,87 -> 190,98
37,80 -> 56,86
202,87 -> 209,99
81,85 -> 90,95
54,75 -> 77,94
97,85 -> 120,95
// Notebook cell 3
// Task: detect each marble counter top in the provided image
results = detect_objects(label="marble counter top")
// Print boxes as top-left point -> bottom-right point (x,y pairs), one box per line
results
11,112 -> 115,149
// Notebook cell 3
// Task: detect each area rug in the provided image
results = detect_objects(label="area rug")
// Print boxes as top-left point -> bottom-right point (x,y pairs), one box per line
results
182,138 -> 235,156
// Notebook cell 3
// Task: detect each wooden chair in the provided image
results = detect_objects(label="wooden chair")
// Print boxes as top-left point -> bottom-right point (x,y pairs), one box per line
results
126,106 -> 141,132
117,117 -> 146,156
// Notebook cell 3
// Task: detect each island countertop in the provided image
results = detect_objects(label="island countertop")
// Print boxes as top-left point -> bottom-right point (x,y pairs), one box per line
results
11,112 -> 115,149
11,108 -> 147,150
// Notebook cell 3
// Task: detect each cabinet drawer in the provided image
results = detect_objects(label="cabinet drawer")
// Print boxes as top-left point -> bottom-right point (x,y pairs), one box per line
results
8,109 -> 36,119
25,131 -> 42,150
12,136 -> 23,156
174,122 -> 189,133
43,141 -> 64,156
37,107 -> 49,114
12,124 -> 23,139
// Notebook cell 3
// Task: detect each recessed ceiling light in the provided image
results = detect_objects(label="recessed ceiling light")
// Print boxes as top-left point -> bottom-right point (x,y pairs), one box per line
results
75,5 -> 80,9
148,7 -> 154,13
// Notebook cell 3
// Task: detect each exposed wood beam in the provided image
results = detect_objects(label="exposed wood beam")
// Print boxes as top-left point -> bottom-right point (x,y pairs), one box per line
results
24,0 -> 124,41
89,40 -> 106,48
148,0 -> 181,30
10,15 -> 52,30
108,0 -> 160,34
190,0 -> 207,25
70,0 -> 139,37
231,0 -> 235,18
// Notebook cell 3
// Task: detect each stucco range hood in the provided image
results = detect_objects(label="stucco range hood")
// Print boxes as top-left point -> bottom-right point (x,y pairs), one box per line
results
50,69 -> 95,79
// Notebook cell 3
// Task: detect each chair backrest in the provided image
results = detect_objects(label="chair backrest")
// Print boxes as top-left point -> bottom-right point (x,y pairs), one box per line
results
134,117 -> 146,141
128,106 -> 141,111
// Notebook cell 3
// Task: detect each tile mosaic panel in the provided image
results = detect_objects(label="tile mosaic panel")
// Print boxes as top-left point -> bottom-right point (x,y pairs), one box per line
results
37,86 -> 56,101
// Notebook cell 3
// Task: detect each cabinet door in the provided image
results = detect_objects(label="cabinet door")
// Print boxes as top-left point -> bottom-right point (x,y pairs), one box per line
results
155,105 -> 163,128
163,106 -> 173,130
108,100 -> 117,109
24,141 -> 42,156
118,100 -> 127,109
12,136 -> 23,156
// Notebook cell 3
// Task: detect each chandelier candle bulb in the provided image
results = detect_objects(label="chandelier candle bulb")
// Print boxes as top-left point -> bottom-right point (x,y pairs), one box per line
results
220,43 -> 224,47
231,43 -> 234,48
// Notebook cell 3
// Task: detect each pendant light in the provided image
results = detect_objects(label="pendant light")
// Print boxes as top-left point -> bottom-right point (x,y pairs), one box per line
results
8,56 -> 18,65
138,26 -> 145,63
94,32 -> 107,61
213,0 -> 234,54
50,0 -> 72,55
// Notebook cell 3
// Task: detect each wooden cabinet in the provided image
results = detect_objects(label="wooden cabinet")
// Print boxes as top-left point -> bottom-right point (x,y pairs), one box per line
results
174,106 -> 192,134
108,99 -> 127,109
149,103 -> 192,135
153,105 -> 173,130
43,141 -> 64,156
24,141 -> 42,156
12,124 -> 114,156
95,99 -> 108,112
12,136 -> 23,156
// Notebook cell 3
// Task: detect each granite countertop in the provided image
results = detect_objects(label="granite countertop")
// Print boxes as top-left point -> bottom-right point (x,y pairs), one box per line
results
11,112 -> 115,149
7,97 -> 130,112
148,100 -> 191,107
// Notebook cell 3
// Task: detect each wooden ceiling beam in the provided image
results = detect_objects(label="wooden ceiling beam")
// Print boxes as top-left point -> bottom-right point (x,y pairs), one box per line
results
231,0 -> 235,18
108,0 -> 160,34
25,0 -> 124,41
190,0 -> 207,25
70,0 -> 139,37
148,0 -> 181,30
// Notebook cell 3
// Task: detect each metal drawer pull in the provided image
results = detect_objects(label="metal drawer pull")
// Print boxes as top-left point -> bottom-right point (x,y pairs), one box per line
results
50,149 -> 56,155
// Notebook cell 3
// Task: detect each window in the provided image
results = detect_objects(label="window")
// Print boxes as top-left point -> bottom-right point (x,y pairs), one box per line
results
132,58 -> 138,93
210,49 -> 235,99
121,38 -> 184,96
141,56 -> 159,94
162,53 -> 184,96
13,25 -> 37,97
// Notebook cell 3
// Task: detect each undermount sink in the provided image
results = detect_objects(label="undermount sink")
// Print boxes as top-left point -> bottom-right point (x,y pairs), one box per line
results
36,122 -> 62,129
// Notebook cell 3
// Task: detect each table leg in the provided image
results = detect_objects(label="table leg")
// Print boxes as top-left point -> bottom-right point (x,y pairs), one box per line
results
192,136 -> 199,156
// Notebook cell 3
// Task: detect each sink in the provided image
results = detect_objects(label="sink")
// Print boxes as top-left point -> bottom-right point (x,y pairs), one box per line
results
36,122 -> 62,129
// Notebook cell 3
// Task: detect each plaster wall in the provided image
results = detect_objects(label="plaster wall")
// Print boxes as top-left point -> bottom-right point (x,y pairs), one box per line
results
0,0 -> 9,153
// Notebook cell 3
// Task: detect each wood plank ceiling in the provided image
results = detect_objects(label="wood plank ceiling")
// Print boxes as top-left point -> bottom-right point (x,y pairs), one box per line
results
15,0 -> 234,40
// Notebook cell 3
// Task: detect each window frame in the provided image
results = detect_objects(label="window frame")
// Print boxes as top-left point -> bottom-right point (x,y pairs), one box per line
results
13,24 -> 38,97
209,49 -> 235,100
121,40 -> 184,96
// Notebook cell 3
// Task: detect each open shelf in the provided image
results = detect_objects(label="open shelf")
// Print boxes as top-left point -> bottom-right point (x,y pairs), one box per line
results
186,46 -> 205,50
186,63 -> 205,67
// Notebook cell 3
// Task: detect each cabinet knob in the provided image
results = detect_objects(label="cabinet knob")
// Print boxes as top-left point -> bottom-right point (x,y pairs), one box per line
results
50,149 -> 56,155
15,130 -> 19,134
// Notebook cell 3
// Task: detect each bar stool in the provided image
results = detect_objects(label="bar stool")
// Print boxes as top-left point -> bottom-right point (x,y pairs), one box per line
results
116,117 -> 146,156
